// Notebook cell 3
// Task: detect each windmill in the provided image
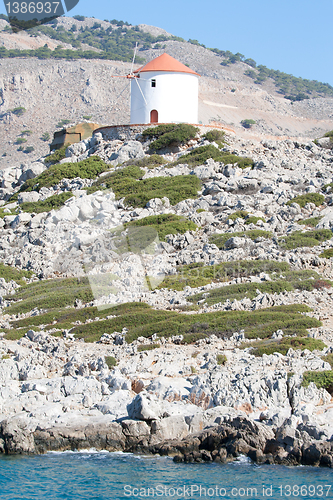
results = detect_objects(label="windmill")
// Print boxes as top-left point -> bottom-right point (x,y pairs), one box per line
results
109,45 -> 200,125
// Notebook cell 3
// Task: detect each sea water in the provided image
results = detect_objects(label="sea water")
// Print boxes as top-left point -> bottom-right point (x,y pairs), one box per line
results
0,450 -> 332,500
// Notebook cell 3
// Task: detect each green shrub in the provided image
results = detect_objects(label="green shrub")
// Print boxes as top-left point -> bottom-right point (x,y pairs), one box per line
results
147,124 -> 199,152
137,343 -> 160,351
279,229 -> 332,250
129,155 -> 167,168
319,248 -> 333,259
302,370 -> 333,394
15,137 -> 27,144
125,214 -> 197,242
19,156 -> 109,193
11,107 -> 26,117
170,144 -> 254,169
158,259 -> 290,291
24,147 -> 34,154
187,269 -> 331,305
245,337 -> 326,356
209,230 -> 272,249
0,263 -> 33,285
41,132 -> 50,142
229,210 -> 248,221
298,216 -> 322,227
202,129 -> 225,144
5,277 -> 94,315
217,354 -> 227,365
241,119 -> 256,129
142,124 -> 177,139
56,119 -> 71,128
322,183 -> 333,192
20,191 -> 73,213
88,168 -> 201,208
21,130 -> 32,136
105,356 -> 117,368
286,193 -> 325,208
245,216 -> 266,225
82,115 -> 92,120
322,354 -> 333,368
45,145 -> 68,165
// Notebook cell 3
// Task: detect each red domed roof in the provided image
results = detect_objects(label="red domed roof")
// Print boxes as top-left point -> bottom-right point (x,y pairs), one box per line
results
134,53 -> 200,76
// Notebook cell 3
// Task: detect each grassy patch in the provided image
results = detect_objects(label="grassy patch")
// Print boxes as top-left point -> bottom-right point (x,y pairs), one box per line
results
209,230 -> 272,249
322,354 -> 333,368
0,263 -> 33,285
187,269 -> 331,305
4,277 -> 95,315
322,183 -> 333,192
44,145 -> 68,165
202,129 -> 226,146
228,210 -> 248,221
302,370 -> 333,394
174,144 -> 254,168
286,193 -> 325,208
279,229 -> 332,250
105,356 -> 117,368
20,192 -> 73,213
298,216 -> 322,227
245,216 -> 266,225
319,248 -> 333,259
158,259 -> 290,291
217,354 -> 227,365
169,144 -> 254,169
127,155 -> 168,169
137,343 -> 160,351
145,124 -> 199,152
244,337 -> 326,356
125,214 -> 197,242
17,156 -> 109,193
88,166 -> 201,207
71,303 -> 320,343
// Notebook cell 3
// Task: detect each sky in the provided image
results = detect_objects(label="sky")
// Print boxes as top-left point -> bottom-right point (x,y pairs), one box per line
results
1,0 -> 332,85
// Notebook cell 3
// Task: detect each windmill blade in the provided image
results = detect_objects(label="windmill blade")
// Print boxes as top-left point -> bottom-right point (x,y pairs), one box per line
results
135,78 -> 147,105
130,42 -> 138,76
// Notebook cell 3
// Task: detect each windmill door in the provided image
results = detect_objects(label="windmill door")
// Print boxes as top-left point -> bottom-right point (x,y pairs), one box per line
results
150,110 -> 158,123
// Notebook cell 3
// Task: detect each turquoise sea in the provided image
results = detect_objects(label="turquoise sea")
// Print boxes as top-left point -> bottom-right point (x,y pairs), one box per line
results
0,451 -> 332,500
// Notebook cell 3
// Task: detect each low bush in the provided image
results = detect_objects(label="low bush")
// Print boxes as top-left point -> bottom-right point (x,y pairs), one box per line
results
105,356 -> 117,368
5,277 -> 95,315
279,229 -> 332,250
15,137 -> 27,145
216,354 -> 227,365
137,343 -> 160,352
302,370 -> 333,394
148,124 -> 199,152
322,183 -> 333,192
241,119 -> 256,129
245,216 -> 266,225
202,129 -> 226,145
125,214 -> 197,242
171,145 -> 253,169
209,229 -> 272,249
0,263 -> 33,285
228,210 -> 248,221
187,269 -> 331,305
158,259 -> 290,291
44,145 -> 68,165
298,216 -> 322,227
89,167 -> 201,208
245,337 -> 326,357
142,124 -> 178,139
128,155 -> 167,169
322,354 -> 333,368
319,248 -> 333,259
11,107 -> 26,117
20,191 -> 73,213
286,193 -> 325,208
18,156 -> 109,193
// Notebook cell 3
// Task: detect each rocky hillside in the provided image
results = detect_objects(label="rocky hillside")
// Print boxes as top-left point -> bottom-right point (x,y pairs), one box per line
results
1,16 -> 333,168
0,124 -> 333,463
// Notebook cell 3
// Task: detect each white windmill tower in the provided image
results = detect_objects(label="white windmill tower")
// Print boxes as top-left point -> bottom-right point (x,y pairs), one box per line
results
110,48 -> 200,125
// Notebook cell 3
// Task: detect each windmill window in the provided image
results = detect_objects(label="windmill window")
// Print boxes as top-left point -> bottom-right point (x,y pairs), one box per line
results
151,79 -> 156,88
